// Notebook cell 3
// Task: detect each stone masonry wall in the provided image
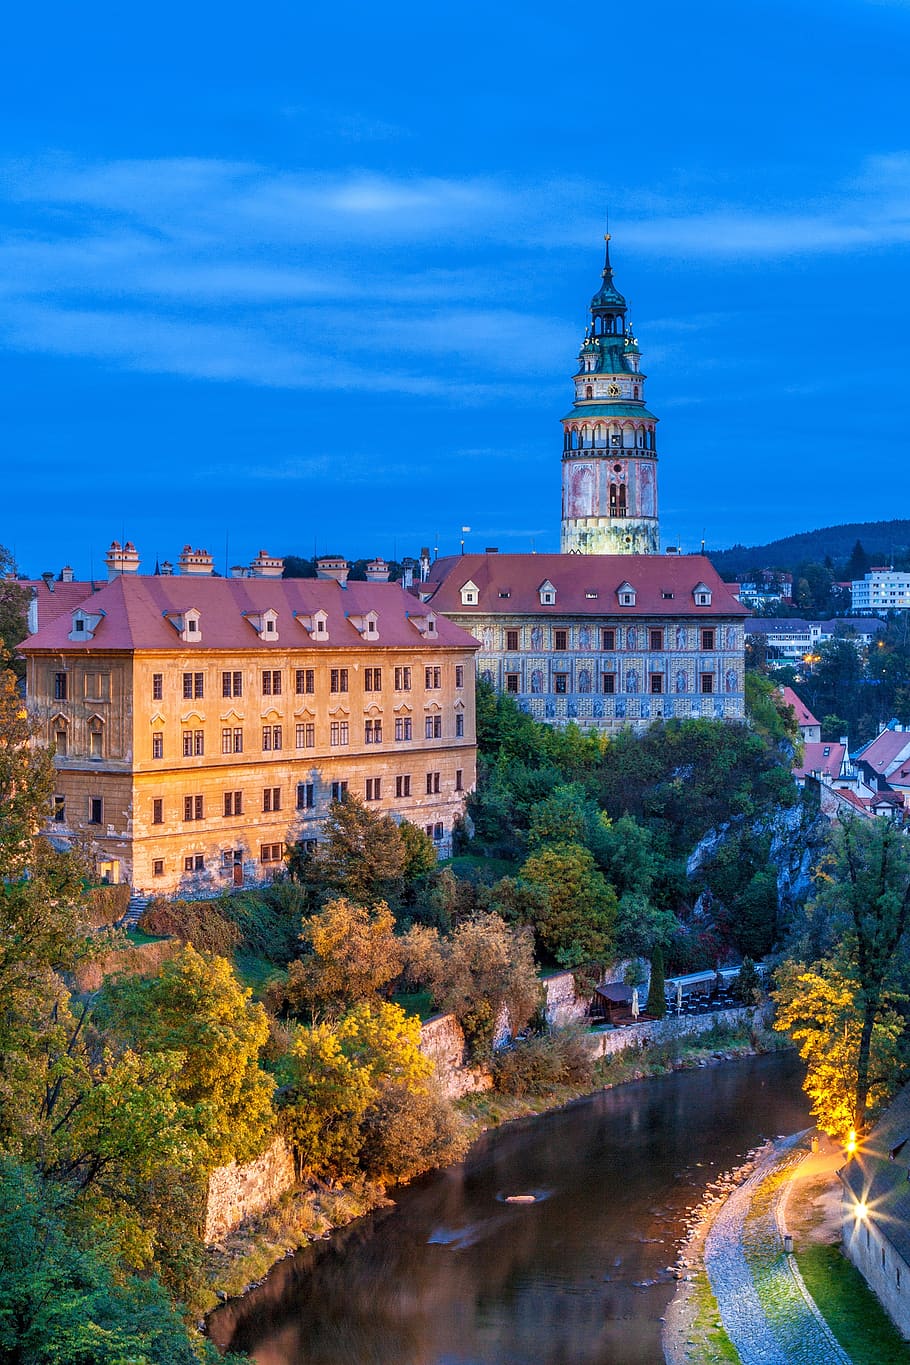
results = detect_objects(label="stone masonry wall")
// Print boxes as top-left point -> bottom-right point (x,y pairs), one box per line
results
419,1012 -> 492,1099
204,1136 -> 296,1244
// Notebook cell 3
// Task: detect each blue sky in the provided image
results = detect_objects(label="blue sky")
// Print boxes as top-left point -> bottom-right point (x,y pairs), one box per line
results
3,0 -> 909,576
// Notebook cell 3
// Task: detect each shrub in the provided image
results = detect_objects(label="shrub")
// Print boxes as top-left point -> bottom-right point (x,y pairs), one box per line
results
138,899 -> 241,955
492,1027 -> 595,1096
87,883 -> 131,927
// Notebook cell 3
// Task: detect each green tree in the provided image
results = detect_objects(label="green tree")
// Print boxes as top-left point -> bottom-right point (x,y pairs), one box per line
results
279,1024 -> 373,1178
613,890 -> 678,960
526,782 -> 593,850
646,945 -> 666,1018
520,843 -> 617,967
399,820 -> 437,880
287,897 -> 403,1016
299,796 -> 406,904
0,545 -> 32,677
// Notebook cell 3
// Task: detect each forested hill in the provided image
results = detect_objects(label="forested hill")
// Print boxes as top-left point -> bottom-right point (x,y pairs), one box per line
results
709,520 -> 910,577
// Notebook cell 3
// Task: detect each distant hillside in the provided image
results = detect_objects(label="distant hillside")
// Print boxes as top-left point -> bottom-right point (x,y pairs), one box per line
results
709,520 -> 910,578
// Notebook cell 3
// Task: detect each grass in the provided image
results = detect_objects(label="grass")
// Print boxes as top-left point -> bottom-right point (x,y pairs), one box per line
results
687,1262 -> 742,1363
391,988 -> 436,1021
232,950 -> 283,996
123,926 -> 166,945
444,853 -> 519,882
795,1243 -> 910,1365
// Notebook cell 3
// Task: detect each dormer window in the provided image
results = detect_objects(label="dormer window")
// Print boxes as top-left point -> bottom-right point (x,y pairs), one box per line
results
460,580 -> 479,606
186,617 -> 199,635
68,607 -> 105,642
693,582 -> 713,607
539,579 -> 556,606
617,581 -> 636,607
74,617 -> 85,632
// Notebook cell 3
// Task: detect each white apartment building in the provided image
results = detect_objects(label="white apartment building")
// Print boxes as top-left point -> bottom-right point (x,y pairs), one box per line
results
852,569 -> 910,613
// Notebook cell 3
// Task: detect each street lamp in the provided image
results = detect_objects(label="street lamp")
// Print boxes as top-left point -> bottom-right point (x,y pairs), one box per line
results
460,527 -> 471,556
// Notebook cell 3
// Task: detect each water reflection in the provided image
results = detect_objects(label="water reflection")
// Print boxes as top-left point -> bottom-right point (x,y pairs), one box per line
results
211,1052 -> 808,1365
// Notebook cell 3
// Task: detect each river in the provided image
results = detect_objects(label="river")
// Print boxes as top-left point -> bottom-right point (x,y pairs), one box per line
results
209,1051 -> 809,1365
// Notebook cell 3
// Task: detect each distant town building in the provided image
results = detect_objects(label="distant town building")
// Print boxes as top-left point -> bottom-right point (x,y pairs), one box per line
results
746,617 -> 884,663
421,552 -> 748,734
737,571 -> 793,610
852,568 -> 910,614
780,686 -> 821,743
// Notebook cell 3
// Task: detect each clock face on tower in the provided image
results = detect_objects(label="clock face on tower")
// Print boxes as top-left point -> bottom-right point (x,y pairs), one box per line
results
607,382 -> 621,396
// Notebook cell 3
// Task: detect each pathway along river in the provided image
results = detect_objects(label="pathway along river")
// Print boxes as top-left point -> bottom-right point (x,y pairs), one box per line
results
210,1052 -> 809,1365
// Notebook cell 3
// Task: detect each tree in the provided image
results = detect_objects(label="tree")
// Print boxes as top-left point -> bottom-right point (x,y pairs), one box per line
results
527,783 -> 594,850
0,544 -> 31,677
279,1025 -> 373,1178
287,897 -> 403,1015
613,890 -> 678,960
646,945 -> 666,1018
733,956 -> 762,1005
844,538 -> 870,581
399,820 -> 437,881
299,796 -> 406,904
520,843 -> 617,967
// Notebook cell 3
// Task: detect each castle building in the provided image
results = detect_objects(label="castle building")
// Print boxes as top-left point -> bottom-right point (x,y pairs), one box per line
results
561,235 -> 660,556
22,568 -> 478,892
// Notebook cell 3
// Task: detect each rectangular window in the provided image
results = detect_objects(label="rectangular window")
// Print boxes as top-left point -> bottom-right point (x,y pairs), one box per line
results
425,666 -> 441,689
554,673 -> 568,694
394,666 -> 411,691
54,728 -> 67,756
152,798 -> 163,825
554,629 -> 568,651
152,732 -> 163,759
263,786 -> 281,813
222,728 -> 232,754
262,670 -> 282,695
222,670 -> 243,698
601,628 -> 616,650
262,725 -> 282,751
395,775 -> 411,798
426,771 -> 441,795
194,672 -> 204,698
330,720 -> 349,747
506,629 -> 519,652
649,629 -> 663,651
456,713 -> 464,738
194,730 -> 204,756
90,729 -> 103,758
700,673 -> 715,694
650,674 -> 664,694
505,673 -> 519,693
296,782 -> 315,810
295,668 -> 315,695
296,722 -> 315,749
54,671 -> 68,700
183,795 -> 204,821
425,715 -> 443,739
455,769 -> 464,792
331,780 -> 348,802
364,667 -> 382,692
701,628 -> 716,651
89,796 -> 103,825
395,716 -> 412,741
183,731 -> 193,758
84,673 -> 110,701
260,843 -> 283,863
455,664 -> 464,688
273,725 -> 282,750
364,719 -> 382,744
233,727 -> 243,753
153,859 -> 164,877
365,777 -> 382,801
53,795 -> 66,822
602,672 -> 616,694
223,791 -> 243,816
184,853 -> 205,872
152,673 -> 163,700
330,668 -> 349,694
434,822 -> 444,842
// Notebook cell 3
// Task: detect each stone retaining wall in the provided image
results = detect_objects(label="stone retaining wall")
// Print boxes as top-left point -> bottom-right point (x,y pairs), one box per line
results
419,1012 -> 492,1099
204,1136 -> 296,1244
585,1005 -> 769,1059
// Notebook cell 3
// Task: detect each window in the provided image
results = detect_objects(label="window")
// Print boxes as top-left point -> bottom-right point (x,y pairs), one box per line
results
426,771 -> 441,795
263,786 -> 282,812
295,668 -> 315,695
395,716 -> 412,741
364,718 -> 382,744
602,672 -> 616,694
54,671 -> 68,700
506,674 -> 519,694
601,628 -> 616,650
650,674 -> 664,694
701,628 -> 716,650
364,667 -> 382,692
331,780 -> 348,802
296,782 -> 315,810
184,853 -> 205,872
506,629 -> 519,652
455,769 -> 464,791
90,727 -> 103,758
330,720 -> 349,747
296,722 -> 315,749
649,629 -> 663,650
54,728 -> 67,756
425,715 -> 442,739
223,791 -> 243,816
183,729 -> 204,757
152,673 -> 163,700
233,727 -> 243,753
455,664 -> 464,688
152,732 -> 163,759
456,713 -> 464,738
222,670 -> 243,698
554,673 -> 568,694
53,795 -> 66,823
425,666 -> 441,689
152,798 -> 163,825
365,777 -> 382,801
260,844 -> 283,864
183,795 -> 204,821
700,673 -> 714,694
434,822 -> 444,842
262,724 -> 282,751
330,668 -> 349,694
395,775 -> 411,798
554,629 -> 568,651
394,666 -> 411,691
85,673 -> 110,701
89,797 -> 103,825
262,669 -> 282,695
222,727 -> 244,754
183,672 -> 204,699
153,859 -> 164,877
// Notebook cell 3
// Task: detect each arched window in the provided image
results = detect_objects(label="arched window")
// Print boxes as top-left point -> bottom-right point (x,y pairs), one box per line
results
585,384 -> 593,399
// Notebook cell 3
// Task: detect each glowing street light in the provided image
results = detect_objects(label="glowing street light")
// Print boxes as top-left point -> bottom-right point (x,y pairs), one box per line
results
846,1128 -> 857,1156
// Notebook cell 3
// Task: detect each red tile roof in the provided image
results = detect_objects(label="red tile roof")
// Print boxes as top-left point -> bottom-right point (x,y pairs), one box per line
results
20,575 -> 480,654
854,729 -> 910,777
793,742 -> 845,781
22,580 -> 103,633
423,553 -> 748,618
780,686 -> 820,730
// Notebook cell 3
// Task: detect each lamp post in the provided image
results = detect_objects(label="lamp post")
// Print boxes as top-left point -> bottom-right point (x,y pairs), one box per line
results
460,527 -> 471,556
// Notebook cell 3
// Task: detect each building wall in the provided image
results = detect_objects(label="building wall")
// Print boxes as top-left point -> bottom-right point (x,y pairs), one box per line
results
842,1200 -> 910,1338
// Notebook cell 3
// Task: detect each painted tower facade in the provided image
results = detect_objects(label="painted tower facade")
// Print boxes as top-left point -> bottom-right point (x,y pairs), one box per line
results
560,235 -> 660,555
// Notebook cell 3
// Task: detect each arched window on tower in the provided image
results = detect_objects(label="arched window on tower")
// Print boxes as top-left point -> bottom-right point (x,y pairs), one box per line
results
637,429 -> 645,448
585,384 -> 593,399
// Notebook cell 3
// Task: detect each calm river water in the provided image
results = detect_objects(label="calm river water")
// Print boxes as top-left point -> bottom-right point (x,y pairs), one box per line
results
209,1051 -> 809,1365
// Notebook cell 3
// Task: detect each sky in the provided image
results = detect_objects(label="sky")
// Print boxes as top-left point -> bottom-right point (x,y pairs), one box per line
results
2,0 -> 910,577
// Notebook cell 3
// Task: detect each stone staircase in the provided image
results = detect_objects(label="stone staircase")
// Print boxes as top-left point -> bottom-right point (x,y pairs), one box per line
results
119,891 -> 150,930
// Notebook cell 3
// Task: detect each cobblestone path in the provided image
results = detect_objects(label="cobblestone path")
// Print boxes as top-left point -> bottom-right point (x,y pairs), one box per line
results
704,1135 -> 851,1365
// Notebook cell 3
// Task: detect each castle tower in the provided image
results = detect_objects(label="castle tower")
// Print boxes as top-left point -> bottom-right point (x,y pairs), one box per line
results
560,234 -> 660,554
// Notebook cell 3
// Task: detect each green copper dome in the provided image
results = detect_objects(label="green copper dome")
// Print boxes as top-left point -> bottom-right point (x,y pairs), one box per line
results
590,234 -> 627,314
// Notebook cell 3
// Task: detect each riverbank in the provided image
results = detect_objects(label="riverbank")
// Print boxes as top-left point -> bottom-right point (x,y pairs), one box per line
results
202,1017 -> 787,1317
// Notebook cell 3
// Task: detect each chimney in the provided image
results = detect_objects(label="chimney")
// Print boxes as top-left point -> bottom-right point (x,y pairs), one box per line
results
419,547 -> 431,583
400,557 -> 417,590
485,547 -> 499,554
315,555 -> 350,586
105,540 -> 141,579
159,560 -> 174,576
365,557 -> 390,583
230,563 -> 251,578
61,565 -> 74,583
250,549 -> 284,578
177,545 -> 215,575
